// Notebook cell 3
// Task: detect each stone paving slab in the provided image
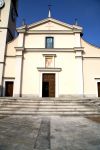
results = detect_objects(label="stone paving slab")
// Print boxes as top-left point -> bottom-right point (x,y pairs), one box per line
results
0,116 -> 100,150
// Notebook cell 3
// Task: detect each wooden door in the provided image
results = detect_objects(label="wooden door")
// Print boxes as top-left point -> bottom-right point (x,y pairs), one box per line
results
42,74 -> 55,97
98,82 -> 100,97
5,81 -> 13,97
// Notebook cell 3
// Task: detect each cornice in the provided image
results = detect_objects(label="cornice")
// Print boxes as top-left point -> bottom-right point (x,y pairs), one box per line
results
25,29 -> 82,34
37,67 -> 62,72
15,47 -> 24,51
83,57 -> 100,59
25,48 -> 75,53
74,47 -> 84,52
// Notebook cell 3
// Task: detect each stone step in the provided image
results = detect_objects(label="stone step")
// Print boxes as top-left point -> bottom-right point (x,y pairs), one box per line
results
0,104 -> 90,107
0,103 -> 92,107
0,98 -> 100,116
0,99 -> 91,103
0,97 -> 92,100
0,111 -> 100,116
0,101 -> 92,105
0,107 -> 99,112
0,107 -> 97,112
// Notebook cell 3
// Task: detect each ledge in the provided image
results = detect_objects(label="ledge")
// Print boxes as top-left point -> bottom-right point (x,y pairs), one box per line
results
25,48 -> 75,52
15,47 -> 24,51
37,67 -> 62,72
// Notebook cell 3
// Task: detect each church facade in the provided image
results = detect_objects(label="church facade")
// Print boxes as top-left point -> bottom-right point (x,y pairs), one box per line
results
0,0 -> 100,98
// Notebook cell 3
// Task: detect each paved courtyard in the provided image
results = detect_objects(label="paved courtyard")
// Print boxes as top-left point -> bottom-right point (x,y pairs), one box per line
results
0,115 -> 100,150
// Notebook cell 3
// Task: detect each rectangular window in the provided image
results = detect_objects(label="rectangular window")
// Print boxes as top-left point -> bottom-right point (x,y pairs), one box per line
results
46,37 -> 54,48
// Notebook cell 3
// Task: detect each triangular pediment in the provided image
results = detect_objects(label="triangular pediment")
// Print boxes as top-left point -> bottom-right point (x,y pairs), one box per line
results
17,17 -> 82,32
28,18 -> 73,31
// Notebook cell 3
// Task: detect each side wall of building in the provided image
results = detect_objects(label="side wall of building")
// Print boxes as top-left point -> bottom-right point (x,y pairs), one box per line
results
81,38 -> 100,97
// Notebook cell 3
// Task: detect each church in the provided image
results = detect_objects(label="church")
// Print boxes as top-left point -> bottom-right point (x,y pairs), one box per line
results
0,0 -> 100,98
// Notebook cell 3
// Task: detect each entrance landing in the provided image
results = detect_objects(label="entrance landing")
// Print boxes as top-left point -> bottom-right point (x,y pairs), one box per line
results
0,116 -> 100,150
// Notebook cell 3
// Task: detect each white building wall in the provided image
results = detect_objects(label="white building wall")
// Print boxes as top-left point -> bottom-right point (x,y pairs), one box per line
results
0,0 -> 11,28
4,57 -> 15,77
4,18 -> 100,98
22,52 -> 43,96
83,58 -> 100,97
81,39 -> 100,97
21,51 -> 77,97
25,34 -> 75,48
55,52 -> 76,95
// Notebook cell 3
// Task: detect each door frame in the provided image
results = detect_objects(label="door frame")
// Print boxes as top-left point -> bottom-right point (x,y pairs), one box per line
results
3,78 -> 15,97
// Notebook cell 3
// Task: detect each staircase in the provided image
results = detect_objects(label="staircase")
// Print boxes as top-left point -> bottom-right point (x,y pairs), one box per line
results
0,97 -> 100,116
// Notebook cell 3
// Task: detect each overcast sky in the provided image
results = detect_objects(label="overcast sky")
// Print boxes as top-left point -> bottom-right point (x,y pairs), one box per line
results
17,0 -> 100,47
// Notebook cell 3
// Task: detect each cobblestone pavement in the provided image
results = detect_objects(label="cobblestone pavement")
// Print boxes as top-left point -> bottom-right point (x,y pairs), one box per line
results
0,116 -> 100,150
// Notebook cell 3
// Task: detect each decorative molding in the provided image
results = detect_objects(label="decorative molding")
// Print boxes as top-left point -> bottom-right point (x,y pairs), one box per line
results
26,30 -> 81,34
75,56 -> 83,58
16,55 -> 23,57
37,67 -> 62,72
43,54 -> 56,57
0,62 -> 5,64
3,77 -> 15,79
74,47 -> 84,51
95,78 -> 100,80
15,47 -> 24,51
6,56 -> 16,58
83,57 -> 100,59
17,17 -> 83,32
25,48 -> 75,53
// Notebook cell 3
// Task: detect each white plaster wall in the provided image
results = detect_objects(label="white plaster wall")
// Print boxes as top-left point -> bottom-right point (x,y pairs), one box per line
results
25,34 -> 75,48
4,57 -> 15,77
6,37 -> 17,56
22,52 -> 77,96
74,33 -> 81,47
82,38 -> 100,96
0,0 -> 11,27
55,52 -> 76,95
22,53 -> 44,96
83,58 -> 100,96
0,29 -> 8,61
3,37 -> 17,78
81,38 -> 100,57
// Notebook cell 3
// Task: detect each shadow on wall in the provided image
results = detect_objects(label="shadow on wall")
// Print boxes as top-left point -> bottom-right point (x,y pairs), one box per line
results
0,86 -> 5,97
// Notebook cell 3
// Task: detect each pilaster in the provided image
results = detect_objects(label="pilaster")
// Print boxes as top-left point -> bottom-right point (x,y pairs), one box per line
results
75,47 -> 84,95
0,29 -> 8,96
13,31 -> 25,97
13,47 -> 24,97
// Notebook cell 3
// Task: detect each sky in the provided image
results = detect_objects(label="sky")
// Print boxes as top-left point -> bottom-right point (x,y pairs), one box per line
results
17,0 -> 100,47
